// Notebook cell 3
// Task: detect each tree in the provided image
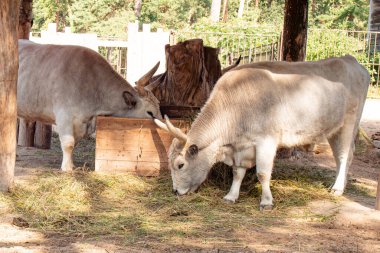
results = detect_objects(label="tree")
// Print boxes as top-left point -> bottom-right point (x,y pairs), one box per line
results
237,0 -> 244,18
210,0 -> 221,22
0,0 -> 19,191
222,0 -> 228,22
281,0 -> 309,62
134,0 -> 142,19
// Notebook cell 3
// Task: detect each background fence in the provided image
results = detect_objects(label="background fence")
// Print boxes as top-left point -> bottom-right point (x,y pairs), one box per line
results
31,26 -> 380,97
171,29 -> 380,96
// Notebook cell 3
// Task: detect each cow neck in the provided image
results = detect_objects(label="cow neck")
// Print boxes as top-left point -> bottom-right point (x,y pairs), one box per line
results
187,100 -> 230,150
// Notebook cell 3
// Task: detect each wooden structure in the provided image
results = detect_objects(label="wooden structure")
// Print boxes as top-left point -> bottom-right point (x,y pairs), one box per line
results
95,117 -> 189,176
0,0 -> 19,191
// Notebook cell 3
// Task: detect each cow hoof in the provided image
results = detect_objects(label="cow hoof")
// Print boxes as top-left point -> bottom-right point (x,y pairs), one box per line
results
61,166 -> 73,172
260,204 -> 273,212
223,196 -> 237,204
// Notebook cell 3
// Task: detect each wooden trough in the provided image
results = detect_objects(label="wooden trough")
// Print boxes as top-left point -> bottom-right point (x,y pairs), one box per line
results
95,116 -> 189,176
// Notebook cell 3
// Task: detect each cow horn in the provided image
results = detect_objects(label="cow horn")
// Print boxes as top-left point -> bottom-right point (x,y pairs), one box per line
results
221,55 -> 241,75
136,62 -> 160,87
145,73 -> 165,91
154,115 -> 187,142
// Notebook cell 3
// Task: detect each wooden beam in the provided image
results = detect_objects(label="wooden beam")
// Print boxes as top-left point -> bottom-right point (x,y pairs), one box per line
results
0,0 -> 19,191
281,0 -> 309,62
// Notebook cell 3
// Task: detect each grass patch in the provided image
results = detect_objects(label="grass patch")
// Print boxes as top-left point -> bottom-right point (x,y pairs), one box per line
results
0,161 -> 342,244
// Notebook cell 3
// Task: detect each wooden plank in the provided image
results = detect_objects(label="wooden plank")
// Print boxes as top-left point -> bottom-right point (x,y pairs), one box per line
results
95,116 -> 188,175
95,160 -> 167,176
96,117 -> 188,131
95,149 -> 168,163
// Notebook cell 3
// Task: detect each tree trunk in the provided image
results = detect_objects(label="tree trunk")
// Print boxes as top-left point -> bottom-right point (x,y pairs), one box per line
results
280,0 -> 308,62
18,0 -> 32,39
222,0 -> 228,22
0,0 -> 19,191
238,0 -> 245,18
311,0 -> 316,15
210,0 -> 221,22
255,0 -> 259,8
150,39 -> 225,117
134,0 -> 142,19
34,122 -> 52,149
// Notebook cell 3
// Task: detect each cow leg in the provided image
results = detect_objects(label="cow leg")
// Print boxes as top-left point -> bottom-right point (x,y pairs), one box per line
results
223,166 -> 246,203
56,119 -> 76,172
256,138 -> 277,211
328,118 -> 357,196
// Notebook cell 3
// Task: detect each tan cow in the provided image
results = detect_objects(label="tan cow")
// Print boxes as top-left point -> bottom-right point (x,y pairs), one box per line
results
18,40 -> 162,171
155,55 -> 370,210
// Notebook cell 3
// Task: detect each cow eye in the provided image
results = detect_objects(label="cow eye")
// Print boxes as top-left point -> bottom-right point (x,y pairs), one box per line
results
147,111 -> 154,118
178,163 -> 184,169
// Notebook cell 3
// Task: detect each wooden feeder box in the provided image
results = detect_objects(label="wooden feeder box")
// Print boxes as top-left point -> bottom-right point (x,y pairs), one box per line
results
95,116 -> 189,176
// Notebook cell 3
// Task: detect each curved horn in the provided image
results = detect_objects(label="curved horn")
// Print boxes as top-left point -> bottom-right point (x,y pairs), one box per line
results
154,118 -> 169,132
221,55 -> 241,75
154,115 -> 187,142
164,115 -> 187,142
145,73 -> 165,91
136,62 -> 160,87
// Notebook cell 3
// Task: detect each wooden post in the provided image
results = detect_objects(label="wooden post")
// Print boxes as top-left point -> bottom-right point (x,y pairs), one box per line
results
17,0 -> 53,149
34,122 -> 52,149
376,170 -> 380,210
280,0 -> 309,61
0,0 -> 19,191
18,0 -> 36,147
17,119 -> 35,147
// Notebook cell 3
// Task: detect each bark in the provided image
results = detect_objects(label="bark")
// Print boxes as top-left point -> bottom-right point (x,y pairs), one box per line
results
18,0 -> 32,39
238,0 -> 245,18
134,0 -> 142,19
0,0 -> 19,191
150,39 -> 224,117
222,0 -> 228,22
311,0 -> 315,15
255,0 -> 259,8
280,0 -> 308,62
210,0 -> 221,22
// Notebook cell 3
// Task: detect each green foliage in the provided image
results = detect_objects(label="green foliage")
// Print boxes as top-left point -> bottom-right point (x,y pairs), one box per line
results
309,0 -> 369,30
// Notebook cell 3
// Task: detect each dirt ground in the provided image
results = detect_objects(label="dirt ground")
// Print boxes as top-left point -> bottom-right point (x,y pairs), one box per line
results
1,100 -> 380,253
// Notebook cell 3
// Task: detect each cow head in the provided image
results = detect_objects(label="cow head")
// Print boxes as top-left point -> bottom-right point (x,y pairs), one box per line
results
124,62 -> 163,119
154,116 -> 216,195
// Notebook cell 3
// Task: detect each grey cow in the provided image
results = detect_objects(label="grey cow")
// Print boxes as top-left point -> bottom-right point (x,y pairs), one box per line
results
155,55 -> 370,210
18,40 -> 162,171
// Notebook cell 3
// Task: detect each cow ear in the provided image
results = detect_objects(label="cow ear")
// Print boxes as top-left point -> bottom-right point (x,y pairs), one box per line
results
187,144 -> 199,157
123,91 -> 137,109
